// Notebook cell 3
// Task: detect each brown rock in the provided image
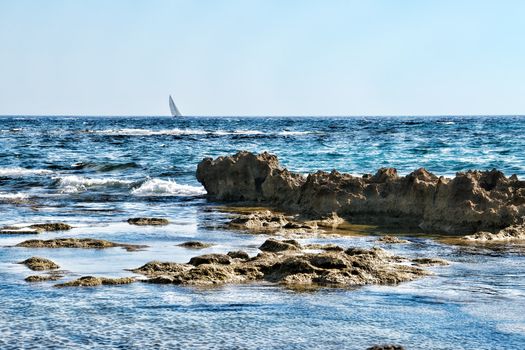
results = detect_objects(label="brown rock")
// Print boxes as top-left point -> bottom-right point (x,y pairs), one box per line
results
227,250 -> 250,260
25,274 -> 63,283
29,223 -> 72,231
412,257 -> 449,266
127,217 -> 169,226
18,256 -> 59,271
367,345 -> 405,350
376,235 -> 409,244
15,238 -> 147,252
189,254 -> 231,266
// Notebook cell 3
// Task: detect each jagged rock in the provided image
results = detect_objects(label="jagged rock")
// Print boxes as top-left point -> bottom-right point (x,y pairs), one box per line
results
189,254 -> 231,266
25,274 -> 63,283
412,257 -> 449,266
463,224 -> 525,242
177,241 -> 214,249
16,238 -> 146,252
228,210 -> 289,231
197,151 -> 525,234
127,217 -> 169,226
131,239 -> 430,288
376,235 -> 409,244
259,238 -> 301,252
227,250 -> 250,260
55,276 -> 135,287
18,256 -> 59,271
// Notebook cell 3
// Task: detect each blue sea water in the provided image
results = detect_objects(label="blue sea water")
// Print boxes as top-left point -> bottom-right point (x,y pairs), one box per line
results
0,116 -> 524,349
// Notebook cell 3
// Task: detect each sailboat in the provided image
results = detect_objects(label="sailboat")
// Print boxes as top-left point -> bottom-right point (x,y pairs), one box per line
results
169,95 -> 182,117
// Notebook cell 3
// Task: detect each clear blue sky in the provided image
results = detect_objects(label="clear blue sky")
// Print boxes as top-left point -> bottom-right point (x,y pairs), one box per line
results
1,0 -> 525,116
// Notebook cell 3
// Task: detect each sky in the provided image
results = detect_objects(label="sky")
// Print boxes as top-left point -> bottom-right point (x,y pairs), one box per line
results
1,0 -> 525,116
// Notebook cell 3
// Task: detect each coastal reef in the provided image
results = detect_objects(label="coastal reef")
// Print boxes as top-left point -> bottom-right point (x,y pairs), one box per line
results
127,217 -> 169,226
197,151 -> 525,235
130,238 -> 428,287
15,238 -> 147,252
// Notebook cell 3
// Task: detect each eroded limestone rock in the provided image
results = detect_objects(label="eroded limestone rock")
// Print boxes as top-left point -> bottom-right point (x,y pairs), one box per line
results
462,224 -> 525,242
197,151 -> 525,234
131,239 -> 430,288
0,222 -> 72,234
376,235 -> 409,244
177,241 -> 214,249
25,274 -> 63,283
411,257 -> 449,266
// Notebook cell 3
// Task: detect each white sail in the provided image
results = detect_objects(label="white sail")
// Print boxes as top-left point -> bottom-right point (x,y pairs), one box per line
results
169,95 -> 182,117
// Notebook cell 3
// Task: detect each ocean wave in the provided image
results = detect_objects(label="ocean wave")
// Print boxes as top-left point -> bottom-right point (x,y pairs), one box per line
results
54,175 -> 134,193
0,167 -> 53,176
131,178 -> 206,196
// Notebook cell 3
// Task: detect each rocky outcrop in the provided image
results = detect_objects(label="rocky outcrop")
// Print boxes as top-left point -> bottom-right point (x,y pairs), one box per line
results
131,239 -> 429,288
28,223 -> 72,231
55,276 -> 136,287
411,257 -> 449,266
18,256 -> 59,271
25,274 -> 63,283
127,217 -> 169,226
16,238 -> 147,252
197,151 -> 525,234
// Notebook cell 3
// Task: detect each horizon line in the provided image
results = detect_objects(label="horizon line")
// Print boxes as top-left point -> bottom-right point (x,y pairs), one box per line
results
1,114 -> 525,118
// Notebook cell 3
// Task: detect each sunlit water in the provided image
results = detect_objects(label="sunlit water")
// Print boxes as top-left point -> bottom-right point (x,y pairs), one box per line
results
0,116 -> 524,349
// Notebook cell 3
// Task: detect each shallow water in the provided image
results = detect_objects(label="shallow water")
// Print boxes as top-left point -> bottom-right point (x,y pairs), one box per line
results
1,116 -> 525,349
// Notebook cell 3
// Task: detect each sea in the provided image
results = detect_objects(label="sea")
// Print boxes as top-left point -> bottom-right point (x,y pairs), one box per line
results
0,116 -> 524,349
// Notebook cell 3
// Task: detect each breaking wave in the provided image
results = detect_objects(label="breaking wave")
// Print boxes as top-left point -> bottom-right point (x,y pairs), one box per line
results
54,175 -> 134,193
131,178 -> 206,196
0,192 -> 29,202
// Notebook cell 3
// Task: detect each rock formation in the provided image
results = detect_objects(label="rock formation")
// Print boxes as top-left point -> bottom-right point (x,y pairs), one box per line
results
127,217 -> 169,226
197,151 -> 525,234
177,241 -> 214,249
131,238 -> 429,287
18,256 -> 60,271
0,222 -> 72,234
55,276 -> 135,287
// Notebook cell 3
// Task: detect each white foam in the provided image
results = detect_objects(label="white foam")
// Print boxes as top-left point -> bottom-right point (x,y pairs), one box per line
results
131,178 -> 206,196
0,167 -> 52,176
55,175 -> 134,193
93,128 -> 313,137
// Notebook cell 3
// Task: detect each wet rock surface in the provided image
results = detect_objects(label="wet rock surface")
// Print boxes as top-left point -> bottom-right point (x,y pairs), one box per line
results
55,276 -> 136,287
15,238 -> 147,252
131,239 -> 430,287
462,224 -> 525,242
412,257 -> 449,266
177,241 -> 214,249
197,151 -> 525,235
127,217 -> 169,226
18,256 -> 60,271
25,273 -> 64,283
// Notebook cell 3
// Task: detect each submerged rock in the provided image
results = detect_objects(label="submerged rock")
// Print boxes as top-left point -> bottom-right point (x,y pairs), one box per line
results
18,256 -> 60,271
131,239 -> 430,288
127,217 -> 169,226
376,235 -> 409,244
55,276 -> 136,287
28,223 -> 72,231
197,151 -> 525,234
177,241 -> 214,249
15,238 -> 147,252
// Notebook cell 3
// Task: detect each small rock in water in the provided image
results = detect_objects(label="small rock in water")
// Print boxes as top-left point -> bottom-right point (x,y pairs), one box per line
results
366,345 -> 405,350
304,243 -> 345,251
15,238 -> 147,252
412,257 -> 449,266
177,241 -> 214,249
55,276 -> 136,287
127,217 -> 169,226
25,274 -> 63,283
29,223 -> 72,231
376,235 -> 409,244
18,256 -> 60,271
